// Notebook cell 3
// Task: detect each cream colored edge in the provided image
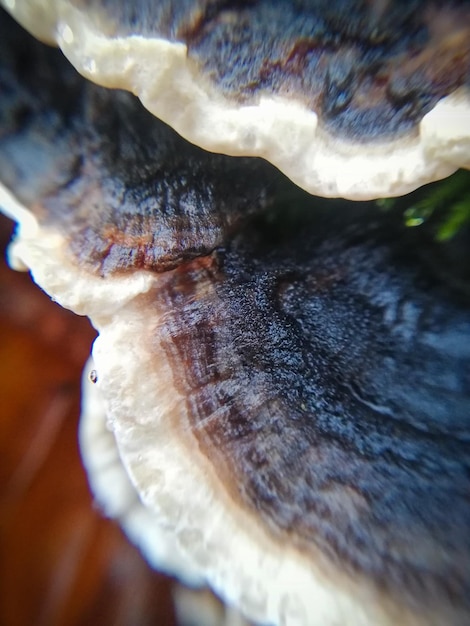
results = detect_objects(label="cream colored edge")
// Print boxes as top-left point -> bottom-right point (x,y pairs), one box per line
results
0,187 -> 429,626
3,0 -> 468,200
80,357 -> 205,586
0,182 -> 156,316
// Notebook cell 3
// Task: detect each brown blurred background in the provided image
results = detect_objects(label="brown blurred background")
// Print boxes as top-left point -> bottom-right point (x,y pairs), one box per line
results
0,213 -> 177,626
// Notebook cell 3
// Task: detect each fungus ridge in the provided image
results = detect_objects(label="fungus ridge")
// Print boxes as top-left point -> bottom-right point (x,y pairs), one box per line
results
0,11 -> 280,275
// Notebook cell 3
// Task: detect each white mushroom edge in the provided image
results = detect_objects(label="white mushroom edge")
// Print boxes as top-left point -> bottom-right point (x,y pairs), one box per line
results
2,0 -> 469,200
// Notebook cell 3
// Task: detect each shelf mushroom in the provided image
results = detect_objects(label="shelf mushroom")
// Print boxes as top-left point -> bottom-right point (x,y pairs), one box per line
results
3,0 -> 470,199
0,4 -> 470,626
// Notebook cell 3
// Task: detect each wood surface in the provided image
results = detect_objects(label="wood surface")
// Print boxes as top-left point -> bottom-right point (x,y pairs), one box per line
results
0,214 -> 177,626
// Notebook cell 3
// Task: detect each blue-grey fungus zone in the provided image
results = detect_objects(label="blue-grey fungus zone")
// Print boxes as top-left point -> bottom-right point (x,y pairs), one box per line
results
73,0 -> 470,140
1,6 -> 470,625
156,201 -> 470,620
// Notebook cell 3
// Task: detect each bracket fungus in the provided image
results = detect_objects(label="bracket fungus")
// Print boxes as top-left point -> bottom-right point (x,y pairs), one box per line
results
3,0 -> 470,199
0,3 -> 470,626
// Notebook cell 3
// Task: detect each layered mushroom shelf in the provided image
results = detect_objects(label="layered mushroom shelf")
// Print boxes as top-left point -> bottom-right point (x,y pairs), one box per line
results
0,3 -> 469,626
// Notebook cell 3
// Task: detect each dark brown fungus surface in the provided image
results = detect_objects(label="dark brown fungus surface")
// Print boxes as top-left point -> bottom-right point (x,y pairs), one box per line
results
0,10 -> 281,275
0,6 -> 470,626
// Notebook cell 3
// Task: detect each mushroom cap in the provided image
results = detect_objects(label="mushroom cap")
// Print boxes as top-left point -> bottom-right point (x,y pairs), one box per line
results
5,173 -> 470,626
3,0 -> 470,199
1,8 -> 470,626
86,203 -> 470,626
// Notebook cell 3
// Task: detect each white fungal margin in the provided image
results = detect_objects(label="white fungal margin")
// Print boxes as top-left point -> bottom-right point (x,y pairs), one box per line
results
80,358 -> 205,586
0,181 -> 156,317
